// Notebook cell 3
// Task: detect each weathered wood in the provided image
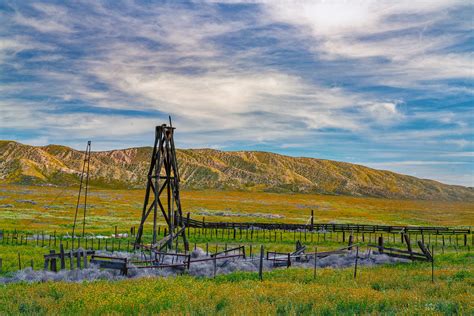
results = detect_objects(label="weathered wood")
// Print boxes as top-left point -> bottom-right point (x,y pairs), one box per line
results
313,247 -> 317,279
348,235 -> 354,250
83,249 -> 88,268
353,246 -> 359,279
44,249 -> 95,259
378,236 -> 384,254
49,250 -> 57,272
258,245 -> 264,281
431,245 -> 435,282
69,250 -> 74,270
417,241 -> 433,261
76,250 -> 82,269
403,233 -> 412,253
59,244 -> 66,270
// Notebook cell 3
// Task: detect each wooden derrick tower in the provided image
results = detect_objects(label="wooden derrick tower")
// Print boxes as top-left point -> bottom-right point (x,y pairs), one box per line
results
135,118 -> 189,251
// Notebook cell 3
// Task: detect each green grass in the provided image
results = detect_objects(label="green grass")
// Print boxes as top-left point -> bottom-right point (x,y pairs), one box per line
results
0,184 -> 473,235
0,252 -> 472,315
0,184 -> 472,315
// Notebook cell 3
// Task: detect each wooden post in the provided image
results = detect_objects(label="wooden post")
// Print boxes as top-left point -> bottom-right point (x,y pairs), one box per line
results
348,235 -> 354,250
258,245 -> 264,281
213,255 -> 217,278
403,233 -> 413,258
59,244 -> 66,270
313,247 -> 317,279
83,249 -> 87,268
431,245 -> 435,283
18,252 -> 21,270
30,259 -> 34,270
115,226 -> 118,238
68,250 -> 73,270
378,236 -> 384,254
310,209 -> 314,231
353,246 -> 359,279
77,251 -> 81,269
0,258 -> 2,272
49,250 -> 57,272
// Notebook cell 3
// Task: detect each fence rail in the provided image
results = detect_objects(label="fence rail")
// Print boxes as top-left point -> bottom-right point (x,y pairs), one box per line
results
182,217 -> 471,235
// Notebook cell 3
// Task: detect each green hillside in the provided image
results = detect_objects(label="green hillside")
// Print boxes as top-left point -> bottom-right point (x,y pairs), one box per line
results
0,140 -> 472,201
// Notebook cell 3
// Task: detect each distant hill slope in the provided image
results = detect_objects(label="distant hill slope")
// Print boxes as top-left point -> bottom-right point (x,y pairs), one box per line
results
1,140 -> 473,201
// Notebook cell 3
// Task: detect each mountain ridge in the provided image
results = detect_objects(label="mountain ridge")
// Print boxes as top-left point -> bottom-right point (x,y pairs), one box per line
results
1,140 -> 473,201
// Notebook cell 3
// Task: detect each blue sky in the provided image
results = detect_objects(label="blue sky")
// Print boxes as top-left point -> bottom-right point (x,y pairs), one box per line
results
0,0 -> 473,186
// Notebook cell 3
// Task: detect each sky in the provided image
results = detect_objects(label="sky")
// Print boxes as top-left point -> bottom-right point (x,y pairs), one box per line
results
0,0 -> 473,186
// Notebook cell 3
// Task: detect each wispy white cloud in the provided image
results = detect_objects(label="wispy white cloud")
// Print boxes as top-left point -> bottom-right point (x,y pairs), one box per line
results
263,0 -> 472,88
0,0 -> 472,185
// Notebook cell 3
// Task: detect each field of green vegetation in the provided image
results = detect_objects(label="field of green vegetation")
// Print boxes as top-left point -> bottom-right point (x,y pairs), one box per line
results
0,249 -> 472,315
0,184 -> 472,315
1,184 -> 473,234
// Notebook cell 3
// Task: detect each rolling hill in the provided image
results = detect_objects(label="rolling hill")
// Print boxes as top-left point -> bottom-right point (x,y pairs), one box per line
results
0,140 -> 472,201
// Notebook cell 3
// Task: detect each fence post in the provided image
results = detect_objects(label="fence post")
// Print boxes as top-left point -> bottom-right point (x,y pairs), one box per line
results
83,249 -> 88,268
60,244 -> 66,270
69,250 -> 74,270
258,245 -> 264,281
348,235 -> 354,250
49,250 -> 57,272
353,246 -> 359,279
213,255 -> 217,278
378,236 -> 384,254
77,251 -> 81,269
431,245 -> 435,283
313,247 -> 317,279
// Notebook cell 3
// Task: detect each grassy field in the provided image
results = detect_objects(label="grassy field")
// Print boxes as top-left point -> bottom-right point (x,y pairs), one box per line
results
1,184 -> 473,235
0,252 -> 472,315
0,184 -> 472,315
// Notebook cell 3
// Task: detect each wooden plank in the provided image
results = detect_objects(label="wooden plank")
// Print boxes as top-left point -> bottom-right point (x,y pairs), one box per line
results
59,244 -> 65,270
417,241 -> 433,261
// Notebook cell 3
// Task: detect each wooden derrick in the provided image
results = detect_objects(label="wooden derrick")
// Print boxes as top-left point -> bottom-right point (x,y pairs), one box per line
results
135,117 -> 189,251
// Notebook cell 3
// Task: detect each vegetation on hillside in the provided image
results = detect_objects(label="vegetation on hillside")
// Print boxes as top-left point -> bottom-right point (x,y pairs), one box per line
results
1,141 -> 473,201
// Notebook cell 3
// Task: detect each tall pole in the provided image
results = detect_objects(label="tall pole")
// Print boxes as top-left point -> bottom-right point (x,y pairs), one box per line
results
82,141 -> 91,237
72,141 -> 90,246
